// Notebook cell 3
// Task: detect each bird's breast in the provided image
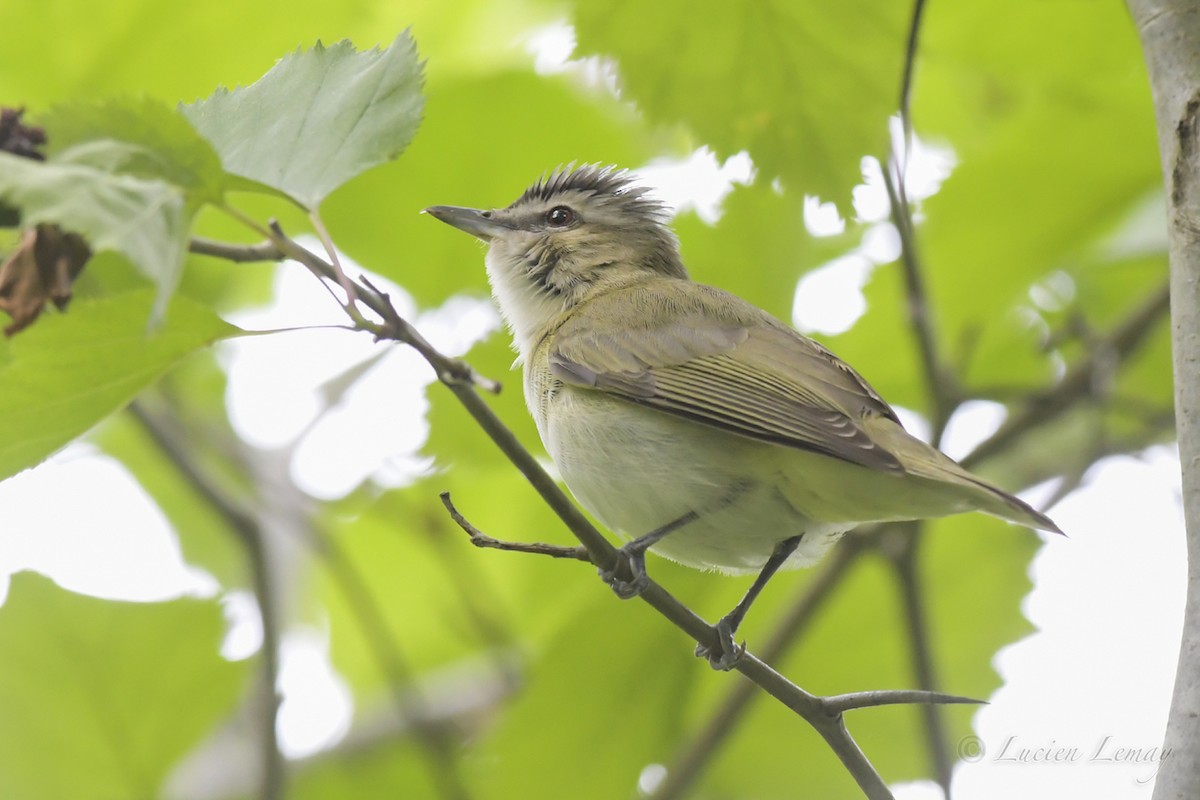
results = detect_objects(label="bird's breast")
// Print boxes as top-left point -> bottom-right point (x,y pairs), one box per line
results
522,368 -> 847,573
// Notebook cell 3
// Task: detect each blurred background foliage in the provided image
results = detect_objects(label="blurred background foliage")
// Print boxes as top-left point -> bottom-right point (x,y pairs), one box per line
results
0,0 -> 1172,798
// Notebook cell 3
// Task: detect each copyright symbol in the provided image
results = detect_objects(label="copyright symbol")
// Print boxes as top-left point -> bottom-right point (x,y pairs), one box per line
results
958,735 -> 985,762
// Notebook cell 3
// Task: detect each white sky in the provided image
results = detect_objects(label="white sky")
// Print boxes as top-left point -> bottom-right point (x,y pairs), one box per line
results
0,22 -> 1185,799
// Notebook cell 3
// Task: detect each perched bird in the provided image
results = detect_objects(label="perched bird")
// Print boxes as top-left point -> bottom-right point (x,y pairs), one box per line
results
426,164 -> 1059,669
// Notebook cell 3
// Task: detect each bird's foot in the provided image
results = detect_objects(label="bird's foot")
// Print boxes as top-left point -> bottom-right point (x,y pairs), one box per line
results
599,543 -> 651,599
694,617 -> 745,671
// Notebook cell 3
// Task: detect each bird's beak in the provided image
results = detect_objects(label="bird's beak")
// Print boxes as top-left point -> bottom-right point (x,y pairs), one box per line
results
423,205 -> 511,242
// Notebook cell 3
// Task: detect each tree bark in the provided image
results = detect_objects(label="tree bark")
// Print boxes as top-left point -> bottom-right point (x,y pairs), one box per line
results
1126,2 -> 1200,798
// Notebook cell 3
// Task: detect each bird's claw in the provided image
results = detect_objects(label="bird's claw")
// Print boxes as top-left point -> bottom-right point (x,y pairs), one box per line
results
695,617 -> 745,671
599,545 -> 650,599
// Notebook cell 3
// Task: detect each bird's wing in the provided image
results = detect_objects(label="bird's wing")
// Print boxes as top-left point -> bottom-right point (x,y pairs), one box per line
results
548,283 -> 905,473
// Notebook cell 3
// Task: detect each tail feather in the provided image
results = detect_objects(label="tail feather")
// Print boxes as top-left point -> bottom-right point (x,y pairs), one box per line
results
867,415 -> 1063,534
964,475 -> 1063,534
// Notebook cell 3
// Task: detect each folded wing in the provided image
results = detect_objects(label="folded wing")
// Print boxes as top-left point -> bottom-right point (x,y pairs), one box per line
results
548,282 -> 905,474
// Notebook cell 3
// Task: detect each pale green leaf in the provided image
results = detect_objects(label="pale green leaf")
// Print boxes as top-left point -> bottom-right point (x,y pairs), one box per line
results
912,0 -> 1161,391
286,740 -> 442,800
0,150 -> 191,320
467,591 -> 696,799
318,467 -> 586,695
0,572 -> 249,800
570,0 -> 908,204
674,183 -> 859,319
182,32 -> 424,209
673,517 -> 1037,797
325,68 -> 666,307
38,97 -> 229,204
0,290 -> 237,481
90,409 -> 249,591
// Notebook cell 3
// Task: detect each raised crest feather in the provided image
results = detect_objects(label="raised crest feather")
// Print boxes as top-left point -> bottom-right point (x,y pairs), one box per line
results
516,163 -> 670,222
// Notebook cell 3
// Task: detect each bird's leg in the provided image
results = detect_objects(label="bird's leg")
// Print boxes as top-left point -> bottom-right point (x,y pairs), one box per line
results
696,534 -> 803,671
600,510 -> 700,599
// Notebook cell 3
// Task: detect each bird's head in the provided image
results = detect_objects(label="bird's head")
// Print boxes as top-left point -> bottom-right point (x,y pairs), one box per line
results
426,164 -> 686,349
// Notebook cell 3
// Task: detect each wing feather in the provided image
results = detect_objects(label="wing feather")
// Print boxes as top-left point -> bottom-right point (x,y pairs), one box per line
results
547,281 -> 905,473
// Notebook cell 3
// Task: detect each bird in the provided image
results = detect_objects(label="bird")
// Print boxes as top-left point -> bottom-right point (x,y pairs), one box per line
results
426,164 -> 1060,669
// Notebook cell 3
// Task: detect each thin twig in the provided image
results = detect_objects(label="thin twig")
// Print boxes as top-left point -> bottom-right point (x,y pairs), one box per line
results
881,165 -> 957,436
308,209 -> 360,308
441,492 -> 592,561
880,524 -> 954,795
897,0 -> 928,155
649,538 -> 868,800
134,394 -> 475,800
193,231 -> 977,800
187,233 -> 503,394
273,224 -> 503,392
190,236 -> 284,263
127,402 -> 286,800
420,498 -> 524,667
887,0 -> 956,435
313,528 -> 476,800
968,281 -> 1171,466
821,689 -> 982,715
885,5 -> 961,790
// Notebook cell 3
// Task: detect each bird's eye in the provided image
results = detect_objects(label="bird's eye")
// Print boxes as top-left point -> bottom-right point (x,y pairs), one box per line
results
546,206 -> 575,227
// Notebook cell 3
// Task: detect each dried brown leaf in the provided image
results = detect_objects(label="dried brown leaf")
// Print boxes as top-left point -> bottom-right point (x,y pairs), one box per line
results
0,224 -> 91,335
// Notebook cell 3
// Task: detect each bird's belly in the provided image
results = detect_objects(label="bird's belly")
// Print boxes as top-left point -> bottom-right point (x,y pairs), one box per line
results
539,388 -> 847,574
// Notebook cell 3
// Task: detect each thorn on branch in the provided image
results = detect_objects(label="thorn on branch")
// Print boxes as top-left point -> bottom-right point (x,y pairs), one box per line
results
821,689 -> 986,715
188,236 -> 283,263
437,362 -> 502,394
439,492 -> 592,562
356,276 -> 503,394
358,275 -> 403,329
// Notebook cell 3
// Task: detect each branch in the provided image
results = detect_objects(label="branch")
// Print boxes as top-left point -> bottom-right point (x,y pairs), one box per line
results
171,654 -> 520,800
885,0 -> 958,436
438,498 -> 974,800
1126,2 -> 1200,797
648,538 -> 868,800
189,236 -> 283,263
897,0 -> 928,148
127,402 -> 286,800
133,394 -> 477,800
879,524 -> 954,795
313,527 -> 477,800
967,281 -> 1171,466
880,6 -> 961,792
822,689 -> 981,715
441,492 -> 591,562
189,233 -> 502,394
194,229 -> 978,799
308,209 -> 361,310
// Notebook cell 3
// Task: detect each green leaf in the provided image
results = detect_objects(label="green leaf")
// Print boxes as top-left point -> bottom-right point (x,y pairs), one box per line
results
318,467 -> 588,695
0,150 -> 191,320
910,0 -> 1161,393
287,740 -> 443,800
0,572 -> 249,800
675,517 -> 1037,797
0,290 -> 237,482
182,32 -> 425,210
467,591 -> 696,799
324,68 -> 666,307
38,97 -> 229,205
90,409 -> 249,591
570,0 -> 908,204
675,183 -> 860,320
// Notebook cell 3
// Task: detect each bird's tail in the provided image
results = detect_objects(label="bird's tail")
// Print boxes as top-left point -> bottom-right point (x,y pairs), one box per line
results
866,415 -> 1063,534
958,474 -> 1063,534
